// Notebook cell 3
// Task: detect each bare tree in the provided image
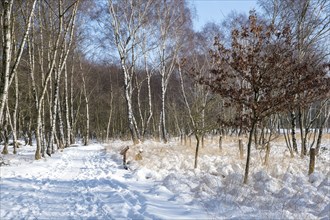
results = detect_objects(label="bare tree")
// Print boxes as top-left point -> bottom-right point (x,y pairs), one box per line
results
154,0 -> 192,143
178,59 -> 218,169
79,59 -> 90,146
27,0 -> 80,159
0,0 -> 37,132
177,23 -> 221,168
47,0 -> 79,155
137,27 -> 157,140
106,0 -> 156,144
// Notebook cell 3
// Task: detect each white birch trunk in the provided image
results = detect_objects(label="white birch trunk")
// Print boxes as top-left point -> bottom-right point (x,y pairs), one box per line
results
160,76 -> 167,143
145,69 -> 153,137
81,72 -> 89,146
1,0 -> 37,125
70,68 -> 75,144
12,72 -> 19,154
106,87 -> 114,142
108,0 -> 154,144
0,0 -> 13,126
48,68 -> 60,155
159,45 -> 168,143
33,2 -> 74,160
57,96 -> 65,150
123,70 -> 139,144
64,62 -> 71,147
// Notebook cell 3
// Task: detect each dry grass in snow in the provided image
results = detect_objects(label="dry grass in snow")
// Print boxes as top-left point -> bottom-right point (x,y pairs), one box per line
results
106,135 -> 330,219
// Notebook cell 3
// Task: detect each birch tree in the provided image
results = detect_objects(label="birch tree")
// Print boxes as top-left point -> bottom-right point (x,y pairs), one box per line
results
154,0 -> 192,143
107,0 -> 155,144
0,0 -> 37,134
136,27 -> 157,140
47,0 -> 79,155
27,0 -> 80,159
79,59 -> 90,146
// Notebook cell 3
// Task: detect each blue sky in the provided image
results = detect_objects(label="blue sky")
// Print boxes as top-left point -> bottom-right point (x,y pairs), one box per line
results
190,0 -> 258,30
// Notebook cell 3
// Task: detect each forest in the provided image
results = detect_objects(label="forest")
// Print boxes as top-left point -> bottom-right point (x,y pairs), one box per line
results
0,0 -> 329,182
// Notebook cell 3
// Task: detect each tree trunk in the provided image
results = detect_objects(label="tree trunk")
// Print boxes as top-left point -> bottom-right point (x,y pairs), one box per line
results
194,134 -> 200,169
219,135 -> 222,152
81,71 -> 89,146
64,63 -> 71,147
136,79 -> 145,141
106,88 -> 114,142
160,79 -> 167,143
254,124 -> 258,149
120,61 -> 139,144
124,80 -> 139,144
315,107 -> 330,155
12,72 -> 19,154
1,111 -> 9,155
70,69 -> 75,144
239,138 -> 244,159
243,119 -> 256,184
0,0 -> 36,125
35,109 -> 43,160
28,117 -> 33,146
264,143 -> 271,166
48,69 -> 61,155
6,103 -> 17,154
145,71 -> 153,138
290,111 -> 298,153
0,0 -> 13,126
281,117 -> 295,157
57,96 -> 65,150
32,0 -> 77,159
298,108 -> 307,157
308,148 -> 316,175
41,98 -> 47,158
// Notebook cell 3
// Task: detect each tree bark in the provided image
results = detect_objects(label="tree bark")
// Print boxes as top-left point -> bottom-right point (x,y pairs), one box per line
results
0,0 -> 13,126
316,103 -> 330,155
1,0 -> 37,125
64,62 -> 71,147
308,148 -> 316,175
243,119 -> 256,184
290,111 -> 298,153
159,73 -> 168,143
239,138 -> 244,160
80,65 -> 90,146
70,66 -> 75,144
264,143 -> 271,166
12,73 -> 19,154
219,135 -> 223,152
194,134 -> 200,169
1,110 -> 9,155
106,87 -> 114,142
57,96 -> 65,150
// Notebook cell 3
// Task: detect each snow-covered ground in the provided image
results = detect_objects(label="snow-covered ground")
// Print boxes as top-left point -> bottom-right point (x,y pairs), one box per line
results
0,136 -> 329,219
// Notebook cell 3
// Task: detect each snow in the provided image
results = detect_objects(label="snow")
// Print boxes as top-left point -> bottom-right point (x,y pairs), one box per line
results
1,137 -> 329,219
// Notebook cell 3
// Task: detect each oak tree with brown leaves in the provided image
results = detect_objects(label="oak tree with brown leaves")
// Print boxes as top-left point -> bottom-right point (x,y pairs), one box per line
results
194,11 -> 330,184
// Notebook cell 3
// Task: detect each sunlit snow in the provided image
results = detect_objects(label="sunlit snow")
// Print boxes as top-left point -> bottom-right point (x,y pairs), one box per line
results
1,137 -> 329,219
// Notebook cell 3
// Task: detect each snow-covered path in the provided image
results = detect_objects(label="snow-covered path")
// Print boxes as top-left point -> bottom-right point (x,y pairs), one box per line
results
0,144 -> 208,219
